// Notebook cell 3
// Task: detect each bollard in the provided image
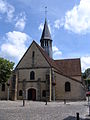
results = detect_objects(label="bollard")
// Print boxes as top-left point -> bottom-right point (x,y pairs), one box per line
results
64,99 -> 66,104
23,99 -> 25,106
76,112 -> 79,120
45,100 -> 47,105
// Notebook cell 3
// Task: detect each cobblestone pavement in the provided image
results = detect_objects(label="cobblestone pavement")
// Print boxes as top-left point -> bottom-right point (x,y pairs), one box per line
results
0,100 -> 90,120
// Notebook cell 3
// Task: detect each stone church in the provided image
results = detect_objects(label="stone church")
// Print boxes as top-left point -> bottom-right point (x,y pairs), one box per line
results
0,19 -> 86,101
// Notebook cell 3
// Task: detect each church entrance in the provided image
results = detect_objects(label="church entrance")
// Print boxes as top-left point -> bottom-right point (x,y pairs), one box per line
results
28,88 -> 36,100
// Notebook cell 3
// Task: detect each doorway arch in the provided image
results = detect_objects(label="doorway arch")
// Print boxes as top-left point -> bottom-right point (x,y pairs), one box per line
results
28,88 -> 36,100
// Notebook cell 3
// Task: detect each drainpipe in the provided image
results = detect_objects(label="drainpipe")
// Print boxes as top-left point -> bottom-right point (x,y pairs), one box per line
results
49,68 -> 52,101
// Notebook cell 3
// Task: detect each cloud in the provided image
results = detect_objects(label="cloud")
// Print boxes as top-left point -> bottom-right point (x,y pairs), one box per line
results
52,46 -> 62,59
54,19 -> 64,29
15,12 -> 26,31
38,23 -> 43,31
81,56 -> 90,72
64,0 -> 90,34
0,0 -> 27,30
0,0 -> 15,22
0,31 -> 30,61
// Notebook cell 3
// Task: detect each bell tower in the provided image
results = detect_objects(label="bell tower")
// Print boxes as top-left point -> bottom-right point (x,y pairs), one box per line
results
40,18 -> 52,58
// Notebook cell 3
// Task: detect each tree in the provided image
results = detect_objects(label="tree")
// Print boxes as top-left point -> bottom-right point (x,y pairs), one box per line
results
0,57 -> 14,84
82,68 -> 90,79
82,68 -> 90,91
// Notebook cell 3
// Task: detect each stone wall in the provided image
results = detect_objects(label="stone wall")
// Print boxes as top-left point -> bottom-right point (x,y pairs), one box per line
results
17,68 -> 50,101
55,72 -> 86,101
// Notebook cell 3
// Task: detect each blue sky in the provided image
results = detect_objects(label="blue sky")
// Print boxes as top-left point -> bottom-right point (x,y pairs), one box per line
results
0,0 -> 90,72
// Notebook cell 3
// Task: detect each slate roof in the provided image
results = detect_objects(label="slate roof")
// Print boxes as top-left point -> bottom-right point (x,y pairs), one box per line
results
55,59 -> 81,76
40,18 -> 52,41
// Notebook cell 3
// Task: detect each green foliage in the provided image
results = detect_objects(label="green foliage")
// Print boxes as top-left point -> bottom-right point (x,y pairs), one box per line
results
0,57 -> 14,84
82,68 -> 90,79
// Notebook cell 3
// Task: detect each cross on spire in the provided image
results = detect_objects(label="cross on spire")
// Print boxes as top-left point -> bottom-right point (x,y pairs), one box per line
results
45,6 -> 47,19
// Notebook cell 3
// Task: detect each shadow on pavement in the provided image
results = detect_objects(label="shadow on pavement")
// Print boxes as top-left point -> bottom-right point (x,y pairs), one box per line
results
63,116 -> 90,120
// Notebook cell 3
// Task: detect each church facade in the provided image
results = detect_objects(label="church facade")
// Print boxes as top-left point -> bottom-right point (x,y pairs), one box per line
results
0,19 -> 86,101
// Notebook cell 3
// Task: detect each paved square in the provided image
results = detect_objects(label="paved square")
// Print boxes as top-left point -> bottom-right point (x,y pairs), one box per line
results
0,100 -> 90,120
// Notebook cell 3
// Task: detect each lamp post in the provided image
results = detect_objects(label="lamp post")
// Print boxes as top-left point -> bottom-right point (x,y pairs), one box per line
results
7,83 -> 10,100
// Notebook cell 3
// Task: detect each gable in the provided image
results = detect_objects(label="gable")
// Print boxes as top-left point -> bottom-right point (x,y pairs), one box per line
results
16,41 -> 50,69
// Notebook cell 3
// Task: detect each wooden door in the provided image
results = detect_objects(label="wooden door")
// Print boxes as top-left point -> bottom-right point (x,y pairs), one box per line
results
28,88 -> 36,100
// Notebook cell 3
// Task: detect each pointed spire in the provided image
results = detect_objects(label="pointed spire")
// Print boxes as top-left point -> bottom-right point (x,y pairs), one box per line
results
40,18 -> 52,41
40,7 -> 53,58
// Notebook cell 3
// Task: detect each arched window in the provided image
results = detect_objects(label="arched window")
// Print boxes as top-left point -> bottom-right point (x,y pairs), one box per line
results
42,90 -> 46,97
32,51 -> 35,66
65,82 -> 71,92
32,51 -> 35,58
2,84 -> 5,91
19,90 -> 23,96
30,71 -> 35,80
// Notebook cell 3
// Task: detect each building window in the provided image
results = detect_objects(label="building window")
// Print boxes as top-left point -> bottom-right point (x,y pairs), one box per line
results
46,40 -> 48,46
19,90 -> 23,96
42,90 -> 46,97
30,71 -> 35,80
32,51 -> 35,66
2,84 -> 5,91
32,51 -> 35,58
65,82 -> 71,92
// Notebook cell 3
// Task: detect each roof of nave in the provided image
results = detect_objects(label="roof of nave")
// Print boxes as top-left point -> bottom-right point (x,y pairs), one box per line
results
55,58 -> 81,76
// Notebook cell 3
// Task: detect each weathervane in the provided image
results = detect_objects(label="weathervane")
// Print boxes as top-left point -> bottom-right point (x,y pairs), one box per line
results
45,6 -> 47,19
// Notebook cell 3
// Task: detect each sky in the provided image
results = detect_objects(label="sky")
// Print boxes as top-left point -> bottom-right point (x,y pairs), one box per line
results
0,0 -> 90,72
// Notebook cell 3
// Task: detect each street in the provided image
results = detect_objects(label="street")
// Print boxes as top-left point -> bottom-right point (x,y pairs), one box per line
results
0,100 -> 90,120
